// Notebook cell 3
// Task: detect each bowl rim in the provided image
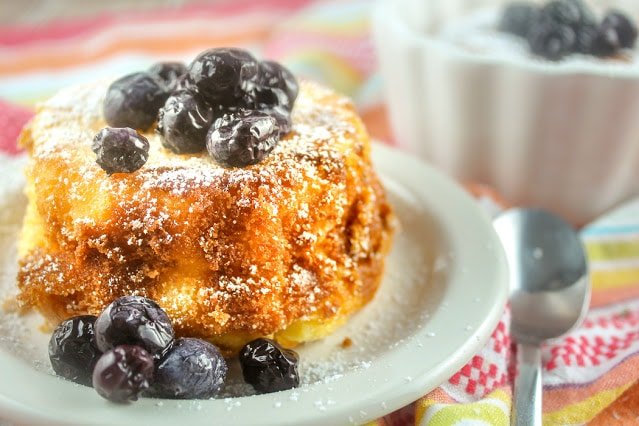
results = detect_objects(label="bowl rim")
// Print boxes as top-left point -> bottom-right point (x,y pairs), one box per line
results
374,0 -> 639,79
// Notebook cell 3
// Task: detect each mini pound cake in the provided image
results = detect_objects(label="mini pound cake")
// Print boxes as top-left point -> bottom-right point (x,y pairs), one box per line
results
16,48 -> 394,353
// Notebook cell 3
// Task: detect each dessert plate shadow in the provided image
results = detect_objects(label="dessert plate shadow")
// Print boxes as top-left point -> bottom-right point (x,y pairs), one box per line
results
0,143 -> 508,426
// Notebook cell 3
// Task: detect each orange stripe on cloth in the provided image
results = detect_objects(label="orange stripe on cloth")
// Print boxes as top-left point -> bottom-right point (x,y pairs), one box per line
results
590,284 -> 639,308
0,30 -> 268,75
542,355 -> 639,412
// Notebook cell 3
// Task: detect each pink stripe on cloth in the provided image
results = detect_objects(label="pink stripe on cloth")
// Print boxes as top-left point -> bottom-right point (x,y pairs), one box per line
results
0,99 -> 32,155
0,0 -> 312,47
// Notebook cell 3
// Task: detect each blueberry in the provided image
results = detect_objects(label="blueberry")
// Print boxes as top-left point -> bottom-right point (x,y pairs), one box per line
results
261,105 -> 293,136
239,338 -> 299,394
206,110 -> 279,167
527,22 -> 576,61
601,11 -> 638,50
92,127 -> 150,175
253,61 -> 299,110
157,90 -> 215,154
591,26 -> 621,57
92,345 -> 154,403
48,315 -> 101,386
103,72 -> 169,131
94,296 -> 174,357
574,22 -> 599,54
524,0 -> 599,59
174,74 -> 195,92
149,338 -> 227,399
148,62 -> 187,91
498,2 -> 540,38
539,0 -> 594,29
188,48 -> 259,105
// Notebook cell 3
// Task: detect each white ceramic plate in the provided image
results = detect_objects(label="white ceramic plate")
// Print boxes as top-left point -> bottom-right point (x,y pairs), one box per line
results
0,143 -> 508,426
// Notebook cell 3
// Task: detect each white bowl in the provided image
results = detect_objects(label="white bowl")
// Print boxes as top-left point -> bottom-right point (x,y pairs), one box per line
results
373,0 -> 639,225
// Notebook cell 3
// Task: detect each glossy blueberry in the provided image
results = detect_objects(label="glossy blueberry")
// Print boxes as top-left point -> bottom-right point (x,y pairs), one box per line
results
149,338 -> 227,399
206,110 -> 279,167
92,127 -> 150,175
253,61 -> 299,110
94,295 -> 174,357
157,90 -> 215,154
498,2 -> 539,38
48,315 -> 101,387
601,11 -> 638,50
239,338 -> 299,394
148,62 -> 187,91
103,72 -> 169,130
261,105 -> 292,136
188,48 -> 259,105
92,345 -> 154,403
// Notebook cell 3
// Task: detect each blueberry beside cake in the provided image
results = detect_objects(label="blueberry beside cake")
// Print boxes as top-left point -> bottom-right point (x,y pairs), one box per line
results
16,48 -> 394,354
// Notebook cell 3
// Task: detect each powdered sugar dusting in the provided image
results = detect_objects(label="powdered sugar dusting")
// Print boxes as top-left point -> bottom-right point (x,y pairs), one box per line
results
1,155 -> 444,395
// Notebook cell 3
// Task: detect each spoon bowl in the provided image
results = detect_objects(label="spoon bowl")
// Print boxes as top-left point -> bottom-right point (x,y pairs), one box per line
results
494,208 -> 590,345
493,208 -> 590,426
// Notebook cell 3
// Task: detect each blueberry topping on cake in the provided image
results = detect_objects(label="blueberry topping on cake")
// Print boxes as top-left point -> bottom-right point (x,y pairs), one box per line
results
253,60 -> 299,110
99,48 -> 299,166
157,90 -> 215,154
499,2 -> 539,38
206,109 -> 280,167
103,72 -> 170,130
239,338 -> 299,394
48,315 -> 102,386
261,104 -> 293,136
148,62 -> 188,91
94,295 -> 174,356
149,338 -> 228,399
92,127 -> 150,175
188,48 -> 259,106
92,345 -> 154,403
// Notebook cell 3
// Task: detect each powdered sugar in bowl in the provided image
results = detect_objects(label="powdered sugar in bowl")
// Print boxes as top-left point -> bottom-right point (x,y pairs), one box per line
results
373,0 -> 639,225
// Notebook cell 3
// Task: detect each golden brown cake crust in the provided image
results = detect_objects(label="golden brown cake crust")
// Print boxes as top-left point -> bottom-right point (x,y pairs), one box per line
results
17,80 -> 394,352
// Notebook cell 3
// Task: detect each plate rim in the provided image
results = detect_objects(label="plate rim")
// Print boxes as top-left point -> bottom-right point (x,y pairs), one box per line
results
0,143 -> 509,425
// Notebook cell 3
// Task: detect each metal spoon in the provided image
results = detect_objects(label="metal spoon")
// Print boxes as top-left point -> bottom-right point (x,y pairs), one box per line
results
493,208 -> 589,426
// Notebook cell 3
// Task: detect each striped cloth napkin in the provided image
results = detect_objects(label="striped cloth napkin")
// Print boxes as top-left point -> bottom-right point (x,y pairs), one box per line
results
1,1 -> 639,424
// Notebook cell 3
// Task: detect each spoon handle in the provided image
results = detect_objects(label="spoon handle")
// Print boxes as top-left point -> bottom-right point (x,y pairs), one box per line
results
512,342 -> 542,426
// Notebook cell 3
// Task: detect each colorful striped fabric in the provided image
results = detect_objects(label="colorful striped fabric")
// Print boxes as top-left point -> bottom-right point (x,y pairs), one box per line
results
1,1 -> 639,424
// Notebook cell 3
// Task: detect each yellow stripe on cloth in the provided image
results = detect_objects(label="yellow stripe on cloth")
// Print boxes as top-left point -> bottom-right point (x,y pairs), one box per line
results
586,240 -> 639,262
416,389 -> 510,426
542,383 -> 633,426
591,268 -> 639,291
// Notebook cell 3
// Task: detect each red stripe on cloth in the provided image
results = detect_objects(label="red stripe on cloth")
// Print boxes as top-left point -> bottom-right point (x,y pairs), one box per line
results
0,0 -> 312,47
0,99 -> 33,155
